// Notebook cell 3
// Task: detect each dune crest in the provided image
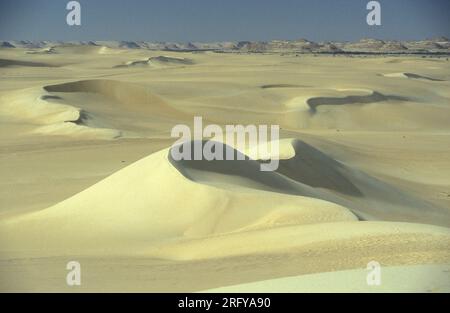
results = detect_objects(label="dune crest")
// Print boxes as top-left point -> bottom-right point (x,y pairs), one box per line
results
0,86 -> 122,139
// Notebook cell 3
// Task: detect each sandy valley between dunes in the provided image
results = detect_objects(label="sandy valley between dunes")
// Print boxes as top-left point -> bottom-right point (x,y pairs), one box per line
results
0,45 -> 449,292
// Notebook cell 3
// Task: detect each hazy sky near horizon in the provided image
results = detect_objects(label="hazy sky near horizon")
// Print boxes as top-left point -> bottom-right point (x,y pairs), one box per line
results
0,0 -> 449,42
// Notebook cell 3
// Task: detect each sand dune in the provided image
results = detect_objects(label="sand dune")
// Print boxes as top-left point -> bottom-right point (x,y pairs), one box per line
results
382,72 -> 445,81
26,47 -> 57,55
1,141 -> 448,293
0,58 -> 56,68
43,79 -> 184,118
115,55 -> 194,68
0,46 -> 449,292
0,85 -> 121,139
0,144 -> 359,256
280,87 -> 450,130
0,79 -> 192,139
51,45 -> 116,55
170,140 -> 449,225
306,91 -> 409,114
1,141 -> 449,261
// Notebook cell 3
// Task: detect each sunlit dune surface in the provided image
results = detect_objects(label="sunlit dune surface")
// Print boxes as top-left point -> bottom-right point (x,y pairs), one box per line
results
0,46 -> 449,292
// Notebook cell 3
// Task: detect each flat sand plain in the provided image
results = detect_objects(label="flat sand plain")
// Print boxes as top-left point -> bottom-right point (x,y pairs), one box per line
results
0,46 -> 449,292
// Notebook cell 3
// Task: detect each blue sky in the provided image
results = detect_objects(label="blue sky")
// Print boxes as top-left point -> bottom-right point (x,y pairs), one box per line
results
0,0 -> 449,42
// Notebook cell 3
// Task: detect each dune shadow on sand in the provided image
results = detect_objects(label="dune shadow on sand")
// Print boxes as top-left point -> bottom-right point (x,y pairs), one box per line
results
0,58 -> 57,68
402,73 -> 445,81
307,91 -> 409,114
260,84 -> 310,89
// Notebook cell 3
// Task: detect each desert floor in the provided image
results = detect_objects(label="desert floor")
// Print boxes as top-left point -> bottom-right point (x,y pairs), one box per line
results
0,46 -> 449,292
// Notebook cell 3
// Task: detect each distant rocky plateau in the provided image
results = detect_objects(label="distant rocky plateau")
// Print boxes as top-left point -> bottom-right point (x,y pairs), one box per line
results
2,37 -> 450,54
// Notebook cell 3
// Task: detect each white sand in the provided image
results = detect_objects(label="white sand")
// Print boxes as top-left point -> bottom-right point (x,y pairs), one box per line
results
202,264 -> 450,293
0,47 -> 449,291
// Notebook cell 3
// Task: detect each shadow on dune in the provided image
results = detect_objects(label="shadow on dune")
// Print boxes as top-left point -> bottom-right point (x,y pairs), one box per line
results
169,140 -> 302,195
277,141 -> 363,196
168,140 -> 363,197
43,79 -> 188,119
402,73 -> 445,82
167,140 -> 448,225
260,84 -> 310,89
0,58 -> 57,68
307,91 -> 409,114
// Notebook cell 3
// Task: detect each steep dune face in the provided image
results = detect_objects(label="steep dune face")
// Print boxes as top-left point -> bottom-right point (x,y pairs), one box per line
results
170,140 -> 449,225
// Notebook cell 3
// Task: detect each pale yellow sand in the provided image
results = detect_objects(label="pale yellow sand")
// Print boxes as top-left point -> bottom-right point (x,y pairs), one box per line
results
0,46 -> 449,291
202,264 -> 450,293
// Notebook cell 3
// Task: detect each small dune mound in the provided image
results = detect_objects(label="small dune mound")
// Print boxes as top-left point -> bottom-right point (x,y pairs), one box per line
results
150,55 -> 194,65
26,47 -> 57,55
52,45 -> 112,55
113,58 -> 152,68
383,72 -> 445,81
0,58 -> 56,68
115,56 -> 194,68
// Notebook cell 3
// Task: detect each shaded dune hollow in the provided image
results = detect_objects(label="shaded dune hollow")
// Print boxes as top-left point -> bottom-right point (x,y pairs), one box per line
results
0,58 -> 57,68
307,91 -> 409,114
